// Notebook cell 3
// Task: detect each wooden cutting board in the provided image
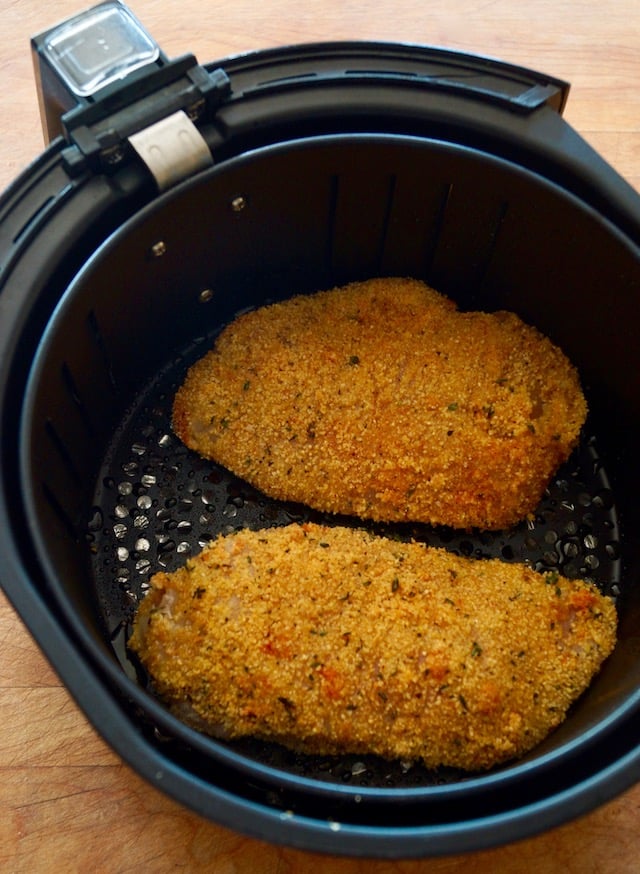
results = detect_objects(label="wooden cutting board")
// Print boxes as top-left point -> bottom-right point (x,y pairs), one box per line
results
1,1 -> 640,871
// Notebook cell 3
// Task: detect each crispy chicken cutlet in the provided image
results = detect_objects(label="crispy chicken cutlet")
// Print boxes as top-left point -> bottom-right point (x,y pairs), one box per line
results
173,278 -> 587,530
129,522 -> 616,771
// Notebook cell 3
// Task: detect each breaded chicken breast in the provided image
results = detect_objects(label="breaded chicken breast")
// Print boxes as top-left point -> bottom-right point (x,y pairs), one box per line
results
173,278 -> 587,530
129,523 -> 616,771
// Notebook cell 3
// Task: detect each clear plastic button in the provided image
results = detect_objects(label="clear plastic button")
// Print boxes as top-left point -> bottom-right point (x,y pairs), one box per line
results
43,2 -> 160,97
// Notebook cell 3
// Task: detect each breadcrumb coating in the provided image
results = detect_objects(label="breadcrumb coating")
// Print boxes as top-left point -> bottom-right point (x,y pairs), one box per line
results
173,278 -> 587,530
129,522 -> 616,771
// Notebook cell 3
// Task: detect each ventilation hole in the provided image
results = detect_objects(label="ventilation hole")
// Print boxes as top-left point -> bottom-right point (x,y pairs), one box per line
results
376,173 -> 397,272
87,309 -> 118,393
41,481 -> 78,539
424,182 -> 454,278
326,174 -> 339,271
44,419 -> 81,485
476,201 -> 509,290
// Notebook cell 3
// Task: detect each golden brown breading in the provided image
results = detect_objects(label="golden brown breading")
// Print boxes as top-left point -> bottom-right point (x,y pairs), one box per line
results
129,523 -> 616,771
173,278 -> 587,530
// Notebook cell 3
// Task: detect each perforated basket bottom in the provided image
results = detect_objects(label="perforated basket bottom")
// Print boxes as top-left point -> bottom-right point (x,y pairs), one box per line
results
87,334 -> 622,790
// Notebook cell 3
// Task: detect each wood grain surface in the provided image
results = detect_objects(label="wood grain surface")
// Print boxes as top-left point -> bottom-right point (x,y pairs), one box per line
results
1,1 -> 639,871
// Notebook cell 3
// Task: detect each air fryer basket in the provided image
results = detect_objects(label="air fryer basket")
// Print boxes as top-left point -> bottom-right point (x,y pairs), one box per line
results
2,11 -> 640,859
